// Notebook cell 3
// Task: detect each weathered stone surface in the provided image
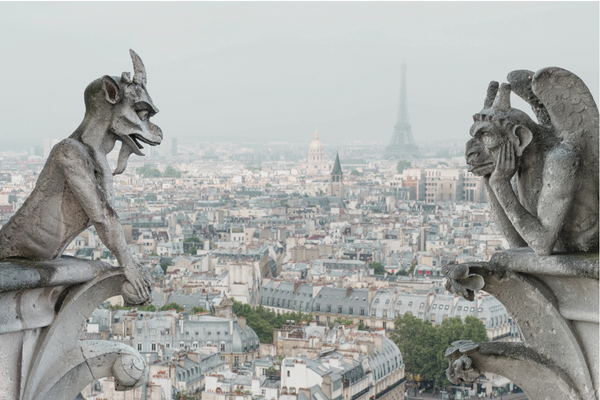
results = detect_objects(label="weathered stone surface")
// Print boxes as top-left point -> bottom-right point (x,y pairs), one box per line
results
445,66 -> 599,400
0,50 -> 160,305
0,258 -> 147,400
465,68 -> 598,256
445,255 -> 598,399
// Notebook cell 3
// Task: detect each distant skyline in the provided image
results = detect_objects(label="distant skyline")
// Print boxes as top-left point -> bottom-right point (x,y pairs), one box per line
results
0,2 -> 598,151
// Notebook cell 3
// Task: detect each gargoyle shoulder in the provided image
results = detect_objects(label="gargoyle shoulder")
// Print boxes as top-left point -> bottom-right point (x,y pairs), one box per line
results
52,139 -> 93,170
542,142 -> 581,192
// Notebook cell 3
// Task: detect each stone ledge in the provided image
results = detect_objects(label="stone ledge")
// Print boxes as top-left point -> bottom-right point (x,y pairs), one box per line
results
490,247 -> 599,279
0,256 -> 116,293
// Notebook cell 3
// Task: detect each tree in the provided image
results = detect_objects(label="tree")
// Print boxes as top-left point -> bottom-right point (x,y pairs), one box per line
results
396,160 -> 412,173
145,193 -> 157,201
280,200 -> 290,208
159,303 -> 185,312
136,166 -> 161,178
396,269 -> 409,276
160,262 -> 169,274
184,237 -> 202,243
391,313 -> 489,391
231,299 -> 313,343
351,169 -> 362,176
191,306 -> 206,314
149,252 -> 159,256
369,262 -> 385,275
265,183 -> 272,187
163,166 -> 182,178
138,304 -> 156,312
358,321 -> 365,330
187,247 -> 198,255
408,259 -> 418,275
334,317 -> 355,326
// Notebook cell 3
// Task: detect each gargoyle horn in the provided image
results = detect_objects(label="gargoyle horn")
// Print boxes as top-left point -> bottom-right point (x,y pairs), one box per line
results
129,49 -> 147,86
483,81 -> 499,109
491,83 -> 512,111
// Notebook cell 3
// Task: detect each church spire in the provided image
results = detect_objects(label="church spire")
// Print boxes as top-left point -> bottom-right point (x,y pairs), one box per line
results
331,151 -> 343,176
314,128 -> 319,141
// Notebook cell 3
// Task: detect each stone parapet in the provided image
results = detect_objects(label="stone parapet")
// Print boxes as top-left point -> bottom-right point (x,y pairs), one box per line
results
444,248 -> 599,400
0,256 -> 147,400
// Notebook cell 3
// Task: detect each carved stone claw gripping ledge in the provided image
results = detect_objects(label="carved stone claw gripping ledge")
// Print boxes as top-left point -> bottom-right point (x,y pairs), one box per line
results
0,257 -> 147,400
443,248 -> 599,400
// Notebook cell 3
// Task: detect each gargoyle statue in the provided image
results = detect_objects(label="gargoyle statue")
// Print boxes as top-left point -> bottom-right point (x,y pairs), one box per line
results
466,67 -> 598,256
0,50 -> 161,304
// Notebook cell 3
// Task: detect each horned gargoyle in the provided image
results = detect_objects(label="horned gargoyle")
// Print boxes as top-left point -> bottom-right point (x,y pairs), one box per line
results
445,67 -> 598,297
0,50 -> 161,304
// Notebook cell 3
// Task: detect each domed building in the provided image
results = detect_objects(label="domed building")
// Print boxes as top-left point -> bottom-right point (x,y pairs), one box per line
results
307,129 -> 328,175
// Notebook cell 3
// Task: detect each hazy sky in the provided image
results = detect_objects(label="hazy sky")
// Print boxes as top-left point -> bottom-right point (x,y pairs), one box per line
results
1,2 -> 598,150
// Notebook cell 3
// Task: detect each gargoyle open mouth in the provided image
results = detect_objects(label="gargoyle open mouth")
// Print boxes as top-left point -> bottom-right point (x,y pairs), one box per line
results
129,133 -> 160,150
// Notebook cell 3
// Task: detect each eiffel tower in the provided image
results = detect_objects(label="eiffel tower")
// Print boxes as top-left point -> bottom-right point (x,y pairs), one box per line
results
384,62 -> 420,160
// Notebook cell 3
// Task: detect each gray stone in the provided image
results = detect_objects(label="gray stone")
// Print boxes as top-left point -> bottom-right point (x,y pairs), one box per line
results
0,50 -> 160,400
0,49 -> 161,304
465,68 -> 598,256
0,258 -> 147,400
445,66 -> 599,400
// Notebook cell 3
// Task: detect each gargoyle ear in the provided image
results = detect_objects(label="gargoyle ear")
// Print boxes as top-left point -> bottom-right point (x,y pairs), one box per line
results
512,125 -> 533,157
101,75 -> 122,104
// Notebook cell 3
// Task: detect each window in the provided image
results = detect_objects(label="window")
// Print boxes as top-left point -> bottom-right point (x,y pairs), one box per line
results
457,306 -> 462,311
408,302 -> 413,306
221,343 -> 226,352
287,371 -> 291,377
151,342 -> 157,351
338,306 -> 343,314
349,307 -> 354,315
316,316 -> 320,322
445,305 -> 449,310
327,305 -> 332,313
192,342 -> 198,349
433,304 -> 437,309
360,308 -> 365,315
234,356 -> 240,364
137,343 -> 142,351
221,356 -> 226,361
371,308 -> 376,315
180,342 -> 185,348
150,328 -> 156,335
327,317 -> 330,324
165,342 -> 171,349
383,322 -> 387,329
316,304 -> 321,312
137,328 -> 142,335
360,319 -> 364,325
383,310 -> 387,318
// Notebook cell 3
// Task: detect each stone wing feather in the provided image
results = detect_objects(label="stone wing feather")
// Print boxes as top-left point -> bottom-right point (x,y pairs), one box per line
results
532,67 -> 598,148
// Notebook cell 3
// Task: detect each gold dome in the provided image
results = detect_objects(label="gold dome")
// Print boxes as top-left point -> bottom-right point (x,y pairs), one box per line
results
309,129 -> 323,150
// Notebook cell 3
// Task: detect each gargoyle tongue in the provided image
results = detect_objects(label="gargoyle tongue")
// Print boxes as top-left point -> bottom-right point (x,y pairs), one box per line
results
113,142 -> 135,175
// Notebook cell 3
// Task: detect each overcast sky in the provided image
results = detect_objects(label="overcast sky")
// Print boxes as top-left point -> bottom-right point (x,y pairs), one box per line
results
0,2 -> 598,150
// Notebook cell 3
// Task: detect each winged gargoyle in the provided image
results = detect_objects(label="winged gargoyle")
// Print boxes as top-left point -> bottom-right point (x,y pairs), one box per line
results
466,67 -> 598,257
0,50 -> 161,304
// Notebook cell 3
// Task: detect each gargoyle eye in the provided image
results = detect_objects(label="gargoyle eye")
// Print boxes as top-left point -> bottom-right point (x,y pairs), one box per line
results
136,110 -> 149,121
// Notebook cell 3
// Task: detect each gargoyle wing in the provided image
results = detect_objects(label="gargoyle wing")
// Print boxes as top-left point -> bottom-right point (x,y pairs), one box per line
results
532,67 -> 598,160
